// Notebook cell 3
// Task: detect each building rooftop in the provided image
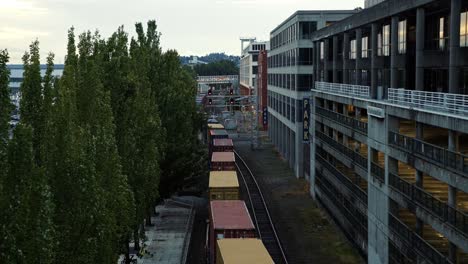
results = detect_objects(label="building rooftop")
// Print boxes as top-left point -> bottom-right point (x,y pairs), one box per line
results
208,123 -> 224,130
271,9 -> 360,34
210,129 -> 229,136
209,171 -> 239,188
213,138 -> 233,147
211,152 -> 235,163
217,239 -> 274,264
210,200 -> 255,230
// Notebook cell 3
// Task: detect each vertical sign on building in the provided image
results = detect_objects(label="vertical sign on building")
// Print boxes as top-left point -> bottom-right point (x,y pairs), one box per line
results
303,98 -> 310,143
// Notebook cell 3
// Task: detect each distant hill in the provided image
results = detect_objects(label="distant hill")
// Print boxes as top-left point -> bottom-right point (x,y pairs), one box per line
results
180,53 -> 240,66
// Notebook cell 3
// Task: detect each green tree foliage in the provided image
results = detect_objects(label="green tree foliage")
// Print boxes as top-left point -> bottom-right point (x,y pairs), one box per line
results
0,49 -> 12,182
20,40 -> 44,165
1,20 -> 204,263
193,59 -> 239,76
0,124 -> 55,263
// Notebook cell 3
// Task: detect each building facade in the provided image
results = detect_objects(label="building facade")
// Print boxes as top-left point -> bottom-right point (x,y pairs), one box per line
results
239,40 -> 268,96
267,10 -> 358,178
307,0 -> 468,263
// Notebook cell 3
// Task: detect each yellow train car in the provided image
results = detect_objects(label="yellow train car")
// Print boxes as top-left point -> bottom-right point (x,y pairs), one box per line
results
216,239 -> 274,264
209,171 -> 239,200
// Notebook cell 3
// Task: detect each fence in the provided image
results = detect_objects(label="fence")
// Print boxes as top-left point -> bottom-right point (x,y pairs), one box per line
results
316,106 -> 368,135
315,82 -> 370,99
388,88 -> 468,116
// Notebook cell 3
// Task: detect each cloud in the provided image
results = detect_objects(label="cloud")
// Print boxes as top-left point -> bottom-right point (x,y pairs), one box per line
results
0,27 -> 49,40
0,0 -> 48,16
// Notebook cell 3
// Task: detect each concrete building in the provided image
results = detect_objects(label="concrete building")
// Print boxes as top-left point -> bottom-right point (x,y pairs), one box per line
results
7,64 -> 65,95
239,39 -> 268,96
267,10 -> 358,178
306,0 -> 468,263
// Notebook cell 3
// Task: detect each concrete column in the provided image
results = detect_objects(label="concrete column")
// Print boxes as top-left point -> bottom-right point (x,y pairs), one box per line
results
371,23 -> 378,99
448,129 -> 459,263
416,8 -> 425,91
324,39 -> 330,82
415,122 -> 424,235
285,126 -> 290,161
354,107 -> 362,151
295,99 -> 304,178
356,28 -> 363,85
316,41 -> 321,83
332,102 -> 339,140
343,104 -> 349,146
390,16 -> 399,90
449,0 -> 461,94
343,32 -> 350,84
333,36 -> 339,83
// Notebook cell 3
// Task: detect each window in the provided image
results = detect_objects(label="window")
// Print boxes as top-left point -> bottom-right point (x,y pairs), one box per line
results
350,39 -> 357,59
299,48 -> 313,65
362,36 -> 369,58
253,54 -> 258,62
383,25 -> 390,56
461,11 -> 468,47
299,21 -> 317,39
320,42 -> 324,60
439,17 -> 446,50
398,20 -> 407,54
378,33 -> 383,56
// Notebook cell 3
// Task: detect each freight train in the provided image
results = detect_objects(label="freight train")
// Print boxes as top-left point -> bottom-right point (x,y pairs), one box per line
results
206,121 -> 274,264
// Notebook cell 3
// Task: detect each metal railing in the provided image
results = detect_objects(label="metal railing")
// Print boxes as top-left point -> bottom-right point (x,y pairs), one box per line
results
388,131 -> 468,175
388,88 -> 468,117
371,162 -> 385,183
388,172 -> 468,237
389,214 -> 452,264
316,153 -> 368,204
315,81 -> 371,99
316,106 -> 368,135
315,130 -> 368,170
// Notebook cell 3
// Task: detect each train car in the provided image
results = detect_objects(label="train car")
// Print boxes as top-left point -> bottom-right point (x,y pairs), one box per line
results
216,239 -> 274,264
209,171 -> 239,201
208,129 -> 229,149
209,200 -> 256,264
212,138 -> 233,153
211,152 -> 235,171
208,123 -> 224,130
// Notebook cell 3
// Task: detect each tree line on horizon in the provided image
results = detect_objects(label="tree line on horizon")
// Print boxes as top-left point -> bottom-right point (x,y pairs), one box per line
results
0,20 -> 207,264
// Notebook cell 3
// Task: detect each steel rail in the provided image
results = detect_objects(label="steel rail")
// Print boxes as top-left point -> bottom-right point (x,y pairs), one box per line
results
234,149 -> 289,264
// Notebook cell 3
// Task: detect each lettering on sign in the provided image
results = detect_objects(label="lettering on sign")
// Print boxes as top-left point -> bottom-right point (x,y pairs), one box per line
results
367,106 -> 385,119
263,107 -> 268,126
303,98 -> 310,143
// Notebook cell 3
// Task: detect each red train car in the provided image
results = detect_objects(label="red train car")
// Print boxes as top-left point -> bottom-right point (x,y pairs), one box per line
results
209,200 -> 256,264
212,138 -> 234,153
208,129 -> 229,152
211,152 -> 235,171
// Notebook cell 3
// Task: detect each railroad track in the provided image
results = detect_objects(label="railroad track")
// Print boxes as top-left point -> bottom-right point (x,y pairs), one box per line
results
234,150 -> 288,264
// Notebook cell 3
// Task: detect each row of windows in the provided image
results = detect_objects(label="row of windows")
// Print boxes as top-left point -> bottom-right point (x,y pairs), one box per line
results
271,21 -> 318,50
268,48 -> 314,68
268,73 -> 314,92
267,90 -> 296,123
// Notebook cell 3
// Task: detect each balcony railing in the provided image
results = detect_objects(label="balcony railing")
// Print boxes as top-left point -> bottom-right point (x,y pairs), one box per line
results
388,88 -> 468,117
389,172 -> 468,237
315,130 -> 368,169
316,153 -> 368,204
389,214 -> 452,264
315,81 -> 371,99
388,131 -> 468,176
316,106 -> 368,135
370,162 -> 385,184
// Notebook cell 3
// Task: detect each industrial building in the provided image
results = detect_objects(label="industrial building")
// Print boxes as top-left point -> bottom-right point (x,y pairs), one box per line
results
298,0 -> 468,263
267,10 -> 358,178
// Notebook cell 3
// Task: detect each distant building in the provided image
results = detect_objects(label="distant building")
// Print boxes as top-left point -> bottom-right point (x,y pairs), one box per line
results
239,39 -> 269,96
187,56 -> 208,67
364,0 -> 385,8
8,64 -> 65,95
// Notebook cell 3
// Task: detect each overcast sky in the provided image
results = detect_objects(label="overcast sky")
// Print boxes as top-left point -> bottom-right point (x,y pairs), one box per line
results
0,0 -> 363,64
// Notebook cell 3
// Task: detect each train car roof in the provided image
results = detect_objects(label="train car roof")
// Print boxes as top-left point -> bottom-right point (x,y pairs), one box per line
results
217,239 -> 274,264
209,129 -> 228,136
210,200 -> 255,230
208,123 -> 224,129
209,171 -> 239,188
211,152 -> 235,162
213,138 -> 233,147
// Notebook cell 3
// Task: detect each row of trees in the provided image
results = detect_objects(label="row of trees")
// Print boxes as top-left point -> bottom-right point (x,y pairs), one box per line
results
191,60 -> 239,76
0,21 -> 207,263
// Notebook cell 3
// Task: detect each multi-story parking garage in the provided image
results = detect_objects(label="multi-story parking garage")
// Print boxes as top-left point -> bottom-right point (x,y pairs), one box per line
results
306,0 -> 468,263
267,10 -> 358,178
